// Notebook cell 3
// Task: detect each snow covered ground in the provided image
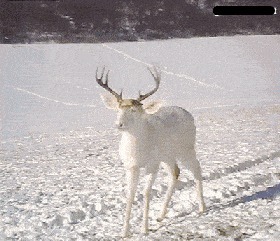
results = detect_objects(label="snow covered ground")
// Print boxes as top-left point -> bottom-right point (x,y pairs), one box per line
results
1,35 -> 280,240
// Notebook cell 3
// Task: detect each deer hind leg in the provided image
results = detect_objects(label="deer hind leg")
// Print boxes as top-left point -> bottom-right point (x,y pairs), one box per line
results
123,166 -> 140,238
142,172 -> 157,234
157,163 -> 180,222
186,150 -> 206,213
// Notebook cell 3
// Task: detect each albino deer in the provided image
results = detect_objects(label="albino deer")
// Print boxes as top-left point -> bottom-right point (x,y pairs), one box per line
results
96,66 -> 206,237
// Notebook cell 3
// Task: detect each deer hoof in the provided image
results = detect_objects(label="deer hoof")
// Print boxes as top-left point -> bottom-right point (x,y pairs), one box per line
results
199,204 -> 206,213
122,230 -> 130,238
141,228 -> 149,235
156,217 -> 164,222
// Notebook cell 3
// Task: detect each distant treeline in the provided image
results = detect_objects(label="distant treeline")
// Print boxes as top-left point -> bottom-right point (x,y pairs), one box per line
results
0,0 -> 279,43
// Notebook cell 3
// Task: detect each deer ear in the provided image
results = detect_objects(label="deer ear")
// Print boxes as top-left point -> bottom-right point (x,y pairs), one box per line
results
100,93 -> 119,110
143,101 -> 162,114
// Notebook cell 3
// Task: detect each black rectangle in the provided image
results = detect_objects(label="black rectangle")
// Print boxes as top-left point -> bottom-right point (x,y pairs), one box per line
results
8,0 -> 57,1
213,6 -> 276,15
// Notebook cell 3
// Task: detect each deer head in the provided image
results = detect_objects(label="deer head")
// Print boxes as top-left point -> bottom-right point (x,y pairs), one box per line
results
96,66 -> 162,130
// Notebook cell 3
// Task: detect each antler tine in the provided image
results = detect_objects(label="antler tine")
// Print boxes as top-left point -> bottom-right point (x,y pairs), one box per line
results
96,67 -> 123,101
137,66 -> 161,102
120,89 -> 123,99
147,66 -> 155,80
95,67 -> 99,80
105,69 -> 110,85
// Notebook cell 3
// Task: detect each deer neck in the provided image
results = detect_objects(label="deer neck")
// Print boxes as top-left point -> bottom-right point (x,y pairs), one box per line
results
121,115 -> 149,139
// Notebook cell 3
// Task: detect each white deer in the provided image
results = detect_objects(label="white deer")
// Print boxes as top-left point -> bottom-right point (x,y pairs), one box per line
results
96,66 -> 206,237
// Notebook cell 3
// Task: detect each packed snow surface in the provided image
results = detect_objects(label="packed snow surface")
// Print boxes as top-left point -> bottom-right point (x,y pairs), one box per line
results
1,35 -> 280,240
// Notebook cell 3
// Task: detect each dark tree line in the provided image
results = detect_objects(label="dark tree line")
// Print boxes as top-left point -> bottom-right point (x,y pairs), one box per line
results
0,0 -> 279,43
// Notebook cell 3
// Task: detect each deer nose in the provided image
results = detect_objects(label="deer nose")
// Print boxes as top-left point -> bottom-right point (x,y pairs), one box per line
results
116,123 -> 124,129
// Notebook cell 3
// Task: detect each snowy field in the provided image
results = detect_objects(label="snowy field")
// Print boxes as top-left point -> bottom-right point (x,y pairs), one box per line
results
1,35 -> 280,240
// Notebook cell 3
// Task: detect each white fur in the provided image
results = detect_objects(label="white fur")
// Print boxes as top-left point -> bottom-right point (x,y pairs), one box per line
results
101,95 -> 206,237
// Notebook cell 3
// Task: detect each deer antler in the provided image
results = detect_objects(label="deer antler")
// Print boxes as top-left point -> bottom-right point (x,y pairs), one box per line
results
96,67 -> 123,101
137,66 -> 161,102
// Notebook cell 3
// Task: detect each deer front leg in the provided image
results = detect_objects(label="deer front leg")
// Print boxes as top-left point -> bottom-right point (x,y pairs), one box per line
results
142,172 -> 157,234
123,166 -> 140,238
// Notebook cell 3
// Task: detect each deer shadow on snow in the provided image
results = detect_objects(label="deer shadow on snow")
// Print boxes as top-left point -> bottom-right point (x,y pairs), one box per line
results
163,182 -> 280,233
172,150 -> 280,220
241,183 -> 280,202
204,150 -> 280,213
201,183 -> 280,218
204,150 -> 280,181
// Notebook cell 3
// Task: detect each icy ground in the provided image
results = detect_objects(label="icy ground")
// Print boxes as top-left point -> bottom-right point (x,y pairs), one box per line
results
1,35 -> 280,240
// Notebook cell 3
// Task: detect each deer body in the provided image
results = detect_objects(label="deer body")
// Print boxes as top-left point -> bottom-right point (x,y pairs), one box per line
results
119,106 -> 196,171
96,67 -> 206,237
